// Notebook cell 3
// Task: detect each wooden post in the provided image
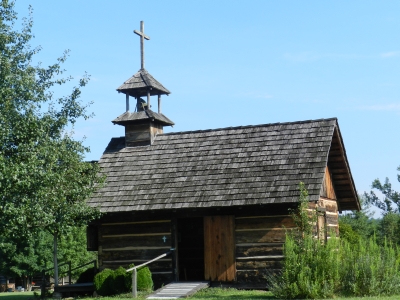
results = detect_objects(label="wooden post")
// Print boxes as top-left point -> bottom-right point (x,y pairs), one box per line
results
53,232 -> 59,287
68,261 -> 72,285
147,90 -> 151,109
126,94 -> 130,112
158,95 -> 161,114
94,260 -> 97,279
132,268 -> 137,298
40,269 -> 45,299
171,217 -> 178,281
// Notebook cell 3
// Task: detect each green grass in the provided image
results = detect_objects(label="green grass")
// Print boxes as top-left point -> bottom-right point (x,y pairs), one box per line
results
4,288 -> 400,299
0,291 -> 35,299
82,288 -> 400,299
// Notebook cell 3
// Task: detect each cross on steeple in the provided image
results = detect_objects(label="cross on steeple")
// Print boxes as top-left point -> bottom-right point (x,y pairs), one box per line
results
134,21 -> 150,70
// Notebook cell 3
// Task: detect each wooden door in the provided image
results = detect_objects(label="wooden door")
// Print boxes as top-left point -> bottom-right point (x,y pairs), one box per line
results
204,215 -> 236,281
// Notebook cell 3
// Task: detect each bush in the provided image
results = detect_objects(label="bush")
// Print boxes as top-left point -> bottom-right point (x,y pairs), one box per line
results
76,267 -> 96,284
340,237 -> 400,296
125,264 -> 153,292
94,268 -> 114,296
268,183 -> 400,299
94,265 -> 153,296
114,267 -> 128,294
268,232 -> 340,299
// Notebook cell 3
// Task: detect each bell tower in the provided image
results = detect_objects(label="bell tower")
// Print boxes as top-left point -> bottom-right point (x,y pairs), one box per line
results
113,21 -> 174,147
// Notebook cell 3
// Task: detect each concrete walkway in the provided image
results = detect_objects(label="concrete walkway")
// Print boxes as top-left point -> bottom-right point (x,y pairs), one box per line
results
146,282 -> 209,299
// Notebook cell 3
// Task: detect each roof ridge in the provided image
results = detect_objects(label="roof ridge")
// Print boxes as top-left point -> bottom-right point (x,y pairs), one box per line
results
161,117 -> 338,136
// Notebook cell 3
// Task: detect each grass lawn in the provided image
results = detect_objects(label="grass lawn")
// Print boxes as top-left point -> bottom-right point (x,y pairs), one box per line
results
76,288 -> 400,300
3,289 -> 400,299
0,291 -> 35,299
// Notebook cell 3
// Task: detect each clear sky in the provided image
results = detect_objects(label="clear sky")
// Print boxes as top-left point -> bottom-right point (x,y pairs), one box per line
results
14,0 -> 400,213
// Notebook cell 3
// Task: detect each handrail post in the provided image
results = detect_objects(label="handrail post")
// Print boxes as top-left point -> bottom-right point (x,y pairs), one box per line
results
132,268 -> 137,298
68,261 -> 72,285
41,269 -> 45,299
94,260 -> 97,279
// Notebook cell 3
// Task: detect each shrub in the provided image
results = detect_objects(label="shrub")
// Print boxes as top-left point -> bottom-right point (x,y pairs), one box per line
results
125,264 -> 153,292
340,237 -> 400,296
113,266 -> 128,294
76,267 -> 96,284
268,232 -> 340,299
94,268 -> 114,296
268,183 -> 400,299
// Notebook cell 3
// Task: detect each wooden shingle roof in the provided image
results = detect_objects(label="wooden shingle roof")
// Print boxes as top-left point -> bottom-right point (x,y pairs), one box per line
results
112,110 -> 174,126
116,68 -> 171,97
88,118 -> 359,213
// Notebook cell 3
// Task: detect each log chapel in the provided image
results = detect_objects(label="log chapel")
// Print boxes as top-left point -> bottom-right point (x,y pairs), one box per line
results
87,22 -> 359,289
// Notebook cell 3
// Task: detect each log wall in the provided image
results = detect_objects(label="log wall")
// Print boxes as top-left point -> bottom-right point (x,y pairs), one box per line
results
97,219 -> 173,287
234,215 -> 296,285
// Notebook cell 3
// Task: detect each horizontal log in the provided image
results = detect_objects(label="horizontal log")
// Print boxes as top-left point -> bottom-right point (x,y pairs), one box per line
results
236,215 -> 290,219
102,220 -> 171,226
236,260 -> 283,270
236,227 -> 294,232
236,245 -> 283,257
103,246 -> 170,251
236,216 -> 295,230
101,260 -> 172,272
100,235 -> 171,248
326,214 -> 338,226
236,229 -> 288,244
100,248 -> 171,261
101,221 -> 171,236
236,270 -> 276,284
102,232 -> 170,238
236,242 -> 284,247
236,256 -> 283,260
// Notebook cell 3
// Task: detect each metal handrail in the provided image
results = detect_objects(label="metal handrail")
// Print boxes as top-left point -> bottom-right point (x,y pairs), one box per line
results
126,249 -> 173,298
40,259 -> 97,299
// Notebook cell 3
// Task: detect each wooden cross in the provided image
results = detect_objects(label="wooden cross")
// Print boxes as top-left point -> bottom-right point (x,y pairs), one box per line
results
162,236 -> 167,243
134,21 -> 150,70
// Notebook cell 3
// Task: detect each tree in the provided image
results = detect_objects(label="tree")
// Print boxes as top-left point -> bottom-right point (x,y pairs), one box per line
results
364,166 -> 400,213
0,0 -> 103,287
364,166 -> 400,245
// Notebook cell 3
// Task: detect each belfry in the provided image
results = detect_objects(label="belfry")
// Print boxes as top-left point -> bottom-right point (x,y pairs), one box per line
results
113,21 -> 174,147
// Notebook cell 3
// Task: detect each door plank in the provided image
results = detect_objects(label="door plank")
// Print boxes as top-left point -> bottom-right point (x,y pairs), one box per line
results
204,215 -> 235,281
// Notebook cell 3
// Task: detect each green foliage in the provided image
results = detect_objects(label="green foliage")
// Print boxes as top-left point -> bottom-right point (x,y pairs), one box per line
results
269,184 -> 400,299
378,212 -> 400,245
125,264 -> 153,292
269,232 -> 341,299
94,268 -> 115,296
364,166 -> 400,213
94,265 -> 153,296
0,0 -> 104,284
113,267 -> 128,295
340,237 -> 400,296
76,266 -> 96,284
339,222 -> 361,244
290,182 -> 316,239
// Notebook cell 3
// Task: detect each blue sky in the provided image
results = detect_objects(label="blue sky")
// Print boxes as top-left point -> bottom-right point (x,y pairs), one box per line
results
14,1 -> 400,213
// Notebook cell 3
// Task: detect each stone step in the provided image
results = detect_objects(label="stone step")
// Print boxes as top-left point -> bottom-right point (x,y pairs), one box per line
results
146,281 -> 209,299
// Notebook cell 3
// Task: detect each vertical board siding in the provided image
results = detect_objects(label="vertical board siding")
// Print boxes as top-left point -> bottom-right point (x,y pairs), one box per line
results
320,166 -> 337,200
235,215 -> 294,284
204,216 -> 236,281
98,219 -> 172,287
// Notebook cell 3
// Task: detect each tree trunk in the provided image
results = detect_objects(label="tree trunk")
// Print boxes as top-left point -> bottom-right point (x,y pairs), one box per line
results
53,232 -> 58,287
